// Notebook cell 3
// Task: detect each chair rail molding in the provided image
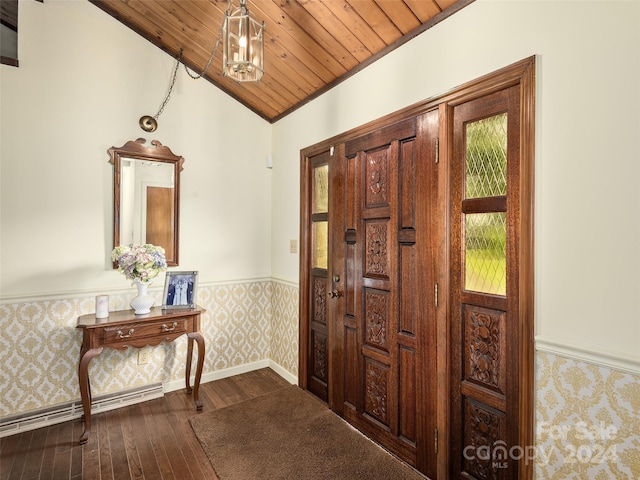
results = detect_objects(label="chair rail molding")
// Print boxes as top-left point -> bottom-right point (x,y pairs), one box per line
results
535,336 -> 640,375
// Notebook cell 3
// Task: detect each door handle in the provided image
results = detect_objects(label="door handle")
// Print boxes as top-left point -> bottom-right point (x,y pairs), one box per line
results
328,290 -> 343,298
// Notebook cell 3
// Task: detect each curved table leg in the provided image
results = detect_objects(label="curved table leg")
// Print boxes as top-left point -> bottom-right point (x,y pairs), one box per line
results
78,347 -> 103,445
186,332 -> 205,410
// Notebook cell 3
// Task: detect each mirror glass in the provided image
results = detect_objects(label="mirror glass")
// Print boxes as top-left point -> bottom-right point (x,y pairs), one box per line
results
0,0 -> 19,67
109,138 -> 183,266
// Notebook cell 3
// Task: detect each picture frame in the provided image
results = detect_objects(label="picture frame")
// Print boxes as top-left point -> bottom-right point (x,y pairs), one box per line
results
162,271 -> 198,309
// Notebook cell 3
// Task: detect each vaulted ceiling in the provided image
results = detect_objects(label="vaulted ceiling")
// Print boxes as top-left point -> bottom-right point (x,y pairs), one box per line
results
90,0 -> 474,123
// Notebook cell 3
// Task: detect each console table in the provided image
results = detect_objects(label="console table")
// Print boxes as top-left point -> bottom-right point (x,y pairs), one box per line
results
76,306 -> 206,444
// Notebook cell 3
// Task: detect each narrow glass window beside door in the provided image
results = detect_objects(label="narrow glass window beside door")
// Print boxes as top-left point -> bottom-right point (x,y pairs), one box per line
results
312,221 -> 328,269
311,163 -> 329,270
312,164 -> 328,213
464,113 -> 507,295
465,212 -> 506,295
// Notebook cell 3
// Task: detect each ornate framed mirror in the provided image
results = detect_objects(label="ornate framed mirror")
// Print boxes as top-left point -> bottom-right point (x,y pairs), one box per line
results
109,138 -> 184,266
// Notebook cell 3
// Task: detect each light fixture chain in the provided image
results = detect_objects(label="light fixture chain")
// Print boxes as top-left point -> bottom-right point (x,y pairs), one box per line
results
184,30 -> 222,80
154,50 -> 182,119
184,0 -> 231,80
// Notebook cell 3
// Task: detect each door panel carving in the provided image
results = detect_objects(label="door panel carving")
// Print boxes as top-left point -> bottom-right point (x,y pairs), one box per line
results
364,359 -> 390,427
464,305 -> 506,395
365,147 -> 390,206
365,221 -> 389,278
364,289 -> 389,350
463,398 -> 508,480
311,331 -> 327,383
313,277 -> 327,325
308,272 -> 328,400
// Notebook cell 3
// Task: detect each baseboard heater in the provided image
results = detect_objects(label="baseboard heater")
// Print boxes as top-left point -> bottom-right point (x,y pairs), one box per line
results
0,383 -> 164,438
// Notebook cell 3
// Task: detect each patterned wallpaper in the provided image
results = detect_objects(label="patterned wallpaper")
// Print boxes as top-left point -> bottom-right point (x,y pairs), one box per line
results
535,351 -> 639,479
0,279 -> 299,418
1,283 -> 638,479
269,281 -> 299,375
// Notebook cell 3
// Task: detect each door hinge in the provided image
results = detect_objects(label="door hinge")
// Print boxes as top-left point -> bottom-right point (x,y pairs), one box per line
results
330,145 -> 334,156
435,428 -> 438,453
435,137 -> 439,164
435,282 -> 439,307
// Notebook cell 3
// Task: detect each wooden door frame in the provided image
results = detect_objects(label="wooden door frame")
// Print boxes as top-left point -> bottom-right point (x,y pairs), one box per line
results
299,56 -> 535,479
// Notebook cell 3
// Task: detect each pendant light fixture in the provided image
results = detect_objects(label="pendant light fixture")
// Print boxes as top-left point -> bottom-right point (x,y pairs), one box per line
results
138,0 -> 265,132
223,0 -> 265,82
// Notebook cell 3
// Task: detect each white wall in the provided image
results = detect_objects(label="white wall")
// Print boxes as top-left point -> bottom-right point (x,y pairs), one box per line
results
270,0 -> 640,365
2,0 -> 638,368
0,0 -> 272,298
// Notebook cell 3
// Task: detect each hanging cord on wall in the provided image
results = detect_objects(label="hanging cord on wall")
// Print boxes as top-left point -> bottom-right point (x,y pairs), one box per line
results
138,0 -> 235,132
139,49 -> 183,132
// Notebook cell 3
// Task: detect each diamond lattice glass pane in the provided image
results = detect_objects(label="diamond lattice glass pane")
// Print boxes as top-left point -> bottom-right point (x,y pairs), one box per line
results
313,164 -> 329,214
312,221 -> 328,269
465,213 -> 506,295
466,113 -> 507,199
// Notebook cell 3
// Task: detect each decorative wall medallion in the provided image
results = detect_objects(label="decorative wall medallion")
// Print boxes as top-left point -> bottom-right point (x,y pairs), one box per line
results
365,222 -> 388,277
365,148 -> 389,206
313,332 -> 327,381
365,360 -> 389,425
313,277 -> 327,325
365,290 -> 388,350
465,305 -> 505,393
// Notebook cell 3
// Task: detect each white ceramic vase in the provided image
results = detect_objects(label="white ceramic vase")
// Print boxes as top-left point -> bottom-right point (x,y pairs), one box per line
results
130,280 -> 154,315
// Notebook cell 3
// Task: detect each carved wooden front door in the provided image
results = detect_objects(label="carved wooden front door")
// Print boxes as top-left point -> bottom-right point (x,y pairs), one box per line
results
324,114 -> 439,477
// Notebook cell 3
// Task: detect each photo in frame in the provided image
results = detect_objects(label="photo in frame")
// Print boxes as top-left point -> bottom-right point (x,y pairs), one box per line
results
162,271 -> 198,309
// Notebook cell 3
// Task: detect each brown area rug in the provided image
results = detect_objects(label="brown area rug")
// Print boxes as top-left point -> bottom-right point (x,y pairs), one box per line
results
189,385 -> 426,480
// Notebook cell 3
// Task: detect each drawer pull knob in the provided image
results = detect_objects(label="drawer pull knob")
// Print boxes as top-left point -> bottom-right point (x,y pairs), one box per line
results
117,328 -> 135,339
162,322 -> 178,332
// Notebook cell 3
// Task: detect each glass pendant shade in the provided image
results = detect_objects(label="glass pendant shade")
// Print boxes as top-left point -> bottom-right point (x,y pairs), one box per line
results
223,1 -> 264,82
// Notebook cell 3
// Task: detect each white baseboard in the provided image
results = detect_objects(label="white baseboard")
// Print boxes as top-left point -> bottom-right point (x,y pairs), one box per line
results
536,337 -> 640,375
163,359 -> 298,393
0,383 -> 163,439
0,360 -> 297,439
268,360 -> 298,385
163,359 -> 270,392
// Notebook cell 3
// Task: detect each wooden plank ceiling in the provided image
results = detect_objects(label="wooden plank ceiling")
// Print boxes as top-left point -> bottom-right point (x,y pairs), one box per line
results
90,0 -> 474,123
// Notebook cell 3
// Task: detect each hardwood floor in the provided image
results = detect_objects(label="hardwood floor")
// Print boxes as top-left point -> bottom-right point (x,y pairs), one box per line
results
0,368 -> 291,480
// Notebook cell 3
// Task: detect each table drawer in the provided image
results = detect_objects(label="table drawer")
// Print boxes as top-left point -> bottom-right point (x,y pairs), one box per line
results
103,319 -> 187,344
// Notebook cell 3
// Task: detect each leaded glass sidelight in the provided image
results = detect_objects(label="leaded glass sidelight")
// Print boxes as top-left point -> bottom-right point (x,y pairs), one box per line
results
311,163 -> 328,270
463,112 -> 508,295
465,212 -> 506,295
312,164 -> 329,214
312,221 -> 328,269
466,113 -> 507,199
